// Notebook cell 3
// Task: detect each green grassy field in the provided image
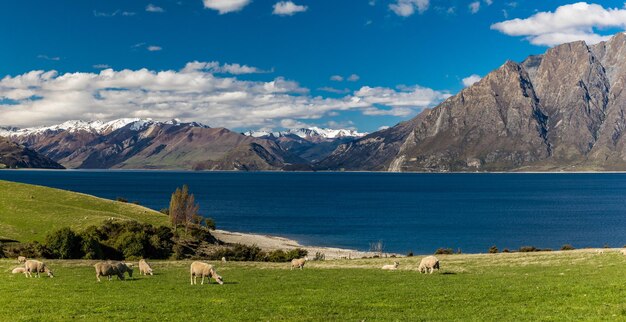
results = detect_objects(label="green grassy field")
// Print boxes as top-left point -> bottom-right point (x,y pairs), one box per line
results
2,250 -> 626,321
0,180 -> 168,242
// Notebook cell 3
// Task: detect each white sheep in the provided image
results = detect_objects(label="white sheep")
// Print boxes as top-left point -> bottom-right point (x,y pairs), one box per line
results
382,261 -> 399,270
94,262 -> 124,282
12,267 -> 26,274
291,257 -> 307,270
24,260 -> 54,278
138,259 -> 153,276
221,257 -> 227,263
17,256 -> 26,264
418,256 -> 440,274
190,261 -> 223,285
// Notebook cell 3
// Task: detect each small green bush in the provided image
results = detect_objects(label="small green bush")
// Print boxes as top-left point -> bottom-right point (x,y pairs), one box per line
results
313,252 -> 325,261
518,246 -> 539,252
406,251 -> 414,257
488,246 -> 499,254
44,227 -> 84,259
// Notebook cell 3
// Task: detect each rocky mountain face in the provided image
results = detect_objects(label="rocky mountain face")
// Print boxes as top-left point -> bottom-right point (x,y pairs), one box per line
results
0,137 -> 64,169
2,120 -> 306,170
244,127 -> 366,163
318,33 -> 626,172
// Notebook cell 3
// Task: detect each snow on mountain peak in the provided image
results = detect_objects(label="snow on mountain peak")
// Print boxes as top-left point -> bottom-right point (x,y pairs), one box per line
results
244,127 -> 366,140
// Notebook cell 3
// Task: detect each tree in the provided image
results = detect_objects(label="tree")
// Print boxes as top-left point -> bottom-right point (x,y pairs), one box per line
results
44,227 -> 83,259
169,185 -> 200,232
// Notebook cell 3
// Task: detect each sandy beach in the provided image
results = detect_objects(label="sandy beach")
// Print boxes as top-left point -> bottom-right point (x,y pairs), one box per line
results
211,229 -> 399,260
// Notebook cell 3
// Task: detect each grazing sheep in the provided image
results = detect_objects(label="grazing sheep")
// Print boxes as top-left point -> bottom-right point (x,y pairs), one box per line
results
190,261 -> 223,285
418,256 -> 440,274
24,260 -> 54,278
12,267 -> 26,274
17,256 -> 26,264
291,257 -> 307,270
222,257 -> 227,263
382,261 -> 400,270
94,261 -> 132,282
138,259 -> 153,276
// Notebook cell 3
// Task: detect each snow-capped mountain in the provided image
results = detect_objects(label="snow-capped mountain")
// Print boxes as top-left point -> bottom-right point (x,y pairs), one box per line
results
0,118 -> 208,137
244,127 -> 366,140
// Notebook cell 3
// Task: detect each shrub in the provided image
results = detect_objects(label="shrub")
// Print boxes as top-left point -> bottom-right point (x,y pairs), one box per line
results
286,248 -> 308,261
518,246 -> 538,252
502,248 -> 510,253
434,248 -> 454,255
0,242 -> 5,258
266,250 -> 288,262
313,252 -> 325,261
488,246 -> 499,254
406,251 -> 414,257
44,227 -> 84,259
116,197 -> 128,203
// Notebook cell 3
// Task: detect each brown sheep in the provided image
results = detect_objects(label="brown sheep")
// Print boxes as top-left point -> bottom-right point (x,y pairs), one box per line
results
291,257 -> 307,270
418,256 -> 440,274
24,260 -> 54,278
138,259 -> 153,276
17,256 -> 26,264
190,261 -> 223,285
94,262 -> 124,282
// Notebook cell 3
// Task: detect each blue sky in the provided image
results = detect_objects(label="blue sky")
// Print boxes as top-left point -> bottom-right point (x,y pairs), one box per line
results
1,1 -> 626,132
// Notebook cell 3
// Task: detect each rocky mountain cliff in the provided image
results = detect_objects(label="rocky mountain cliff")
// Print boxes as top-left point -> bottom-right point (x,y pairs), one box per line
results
318,33 -> 626,172
0,137 -> 64,169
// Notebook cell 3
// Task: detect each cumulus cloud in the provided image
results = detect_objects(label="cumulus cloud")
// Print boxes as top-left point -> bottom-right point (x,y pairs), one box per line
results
491,2 -> 626,46
462,74 -> 482,87
272,1 -> 308,16
318,87 -> 350,94
389,0 -> 429,17
0,63 -> 450,129
469,1 -> 480,14
330,75 -> 344,82
347,74 -> 360,82
146,4 -> 165,12
202,0 -> 251,14
147,45 -> 162,51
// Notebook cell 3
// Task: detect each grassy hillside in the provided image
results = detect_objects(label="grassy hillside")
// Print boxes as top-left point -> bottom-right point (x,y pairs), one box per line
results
2,250 -> 626,320
0,180 -> 168,242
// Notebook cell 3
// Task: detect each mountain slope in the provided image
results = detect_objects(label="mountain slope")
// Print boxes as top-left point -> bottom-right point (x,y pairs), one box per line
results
319,33 -> 626,172
0,137 -> 64,169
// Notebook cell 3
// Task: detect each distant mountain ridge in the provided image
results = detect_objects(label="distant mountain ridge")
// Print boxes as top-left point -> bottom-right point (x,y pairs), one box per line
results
318,32 -> 626,172
0,137 -> 64,169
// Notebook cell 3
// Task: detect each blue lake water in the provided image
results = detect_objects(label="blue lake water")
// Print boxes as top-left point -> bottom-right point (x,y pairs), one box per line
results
1,170 -> 625,254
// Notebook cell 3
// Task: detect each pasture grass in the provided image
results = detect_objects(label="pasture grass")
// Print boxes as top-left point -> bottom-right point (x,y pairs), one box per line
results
2,250 -> 626,321
0,180 -> 168,242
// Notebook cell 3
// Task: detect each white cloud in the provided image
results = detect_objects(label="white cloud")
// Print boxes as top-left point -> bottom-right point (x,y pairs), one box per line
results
389,0 -> 429,17
93,64 -> 111,69
93,10 -> 135,17
469,1 -> 480,14
462,74 -> 482,87
484,0 -> 493,5
347,74 -> 360,82
318,87 -> 350,94
182,61 -> 271,74
202,0 -> 251,14
0,63 -> 450,129
146,4 -> 165,12
330,75 -> 344,82
272,1 -> 308,16
37,55 -> 61,61
147,46 -> 162,51
491,2 -> 626,46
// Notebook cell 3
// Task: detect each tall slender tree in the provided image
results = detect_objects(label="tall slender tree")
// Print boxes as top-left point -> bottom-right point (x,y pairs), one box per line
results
169,185 -> 199,232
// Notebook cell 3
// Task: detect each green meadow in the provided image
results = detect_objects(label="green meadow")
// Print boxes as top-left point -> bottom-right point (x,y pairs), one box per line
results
2,180 -> 626,320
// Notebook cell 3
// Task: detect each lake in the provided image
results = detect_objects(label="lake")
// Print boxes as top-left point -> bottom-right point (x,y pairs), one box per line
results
1,170 -> 625,254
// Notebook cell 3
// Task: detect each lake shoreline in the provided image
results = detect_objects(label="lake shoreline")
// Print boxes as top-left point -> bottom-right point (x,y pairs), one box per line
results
212,229 -> 400,260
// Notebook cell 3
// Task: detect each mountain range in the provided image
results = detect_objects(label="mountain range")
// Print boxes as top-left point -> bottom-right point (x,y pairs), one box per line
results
6,33 -> 626,172
0,119 -> 364,170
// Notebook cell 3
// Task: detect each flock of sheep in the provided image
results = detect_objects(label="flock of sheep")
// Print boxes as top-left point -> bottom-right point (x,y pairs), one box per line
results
9,255 -> 441,283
